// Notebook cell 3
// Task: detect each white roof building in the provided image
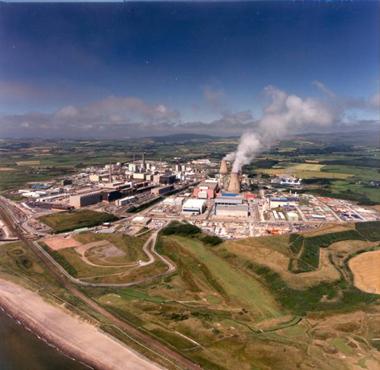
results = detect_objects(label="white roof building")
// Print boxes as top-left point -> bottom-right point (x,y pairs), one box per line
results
182,199 -> 207,215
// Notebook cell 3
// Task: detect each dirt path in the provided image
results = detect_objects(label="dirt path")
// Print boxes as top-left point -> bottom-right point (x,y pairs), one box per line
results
0,278 -> 161,370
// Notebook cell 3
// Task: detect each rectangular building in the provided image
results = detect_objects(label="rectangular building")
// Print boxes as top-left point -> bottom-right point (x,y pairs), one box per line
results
151,185 -> 174,196
182,199 -> 206,215
214,204 -> 249,218
69,191 -> 103,208
115,195 -> 136,206
192,181 -> 219,199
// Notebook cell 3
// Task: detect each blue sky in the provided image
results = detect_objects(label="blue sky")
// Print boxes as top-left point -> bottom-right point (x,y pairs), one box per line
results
0,1 -> 379,138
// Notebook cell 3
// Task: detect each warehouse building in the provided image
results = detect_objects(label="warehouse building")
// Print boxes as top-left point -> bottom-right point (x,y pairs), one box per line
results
214,195 -> 244,206
182,199 -> 206,215
69,191 -> 103,208
115,195 -> 136,206
214,204 -> 249,218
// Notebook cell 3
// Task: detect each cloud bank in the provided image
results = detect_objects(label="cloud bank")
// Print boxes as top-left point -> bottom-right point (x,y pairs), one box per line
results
0,83 -> 378,139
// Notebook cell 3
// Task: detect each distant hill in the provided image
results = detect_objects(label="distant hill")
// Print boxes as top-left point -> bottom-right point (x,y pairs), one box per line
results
147,133 -> 216,143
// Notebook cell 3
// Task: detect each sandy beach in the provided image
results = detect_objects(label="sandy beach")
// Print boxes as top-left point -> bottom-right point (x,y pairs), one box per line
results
0,278 -> 162,370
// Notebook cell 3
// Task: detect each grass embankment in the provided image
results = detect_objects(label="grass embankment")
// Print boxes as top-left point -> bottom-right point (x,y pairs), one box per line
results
39,210 -> 117,233
289,222 -> 380,273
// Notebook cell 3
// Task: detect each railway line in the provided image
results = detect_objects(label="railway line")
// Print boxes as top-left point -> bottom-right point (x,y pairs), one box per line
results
0,199 -> 200,370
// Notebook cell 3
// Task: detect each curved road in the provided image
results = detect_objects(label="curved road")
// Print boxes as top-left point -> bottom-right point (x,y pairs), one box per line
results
0,200 -> 200,370
35,230 -> 176,288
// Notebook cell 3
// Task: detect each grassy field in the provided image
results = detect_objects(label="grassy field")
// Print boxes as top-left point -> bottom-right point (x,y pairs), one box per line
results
41,231 -> 166,284
171,235 -> 281,319
2,219 -> 380,369
39,210 -> 117,233
82,221 -> 380,369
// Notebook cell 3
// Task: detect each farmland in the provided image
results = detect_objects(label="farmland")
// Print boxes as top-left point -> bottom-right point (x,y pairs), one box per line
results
1,131 -> 380,205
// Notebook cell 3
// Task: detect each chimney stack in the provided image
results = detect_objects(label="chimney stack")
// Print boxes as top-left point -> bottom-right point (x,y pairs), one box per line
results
228,172 -> 240,193
142,152 -> 146,170
219,159 -> 228,175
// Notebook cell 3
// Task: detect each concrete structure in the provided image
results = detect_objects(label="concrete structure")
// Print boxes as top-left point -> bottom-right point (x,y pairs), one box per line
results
69,191 -> 103,208
163,197 -> 184,206
159,174 -> 177,185
132,172 -> 146,180
215,204 -> 249,218
102,189 -> 122,202
115,196 -> 136,206
269,197 -> 299,209
228,172 -> 241,193
193,181 -> 219,199
215,195 -> 243,206
219,160 -> 228,175
182,199 -> 206,215
151,185 -> 174,196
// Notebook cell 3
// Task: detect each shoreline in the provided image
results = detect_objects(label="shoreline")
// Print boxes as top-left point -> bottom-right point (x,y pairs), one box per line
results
0,278 -> 161,370
0,304 -> 94,370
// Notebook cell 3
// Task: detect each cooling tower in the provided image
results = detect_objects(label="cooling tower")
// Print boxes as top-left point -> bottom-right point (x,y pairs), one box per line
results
228,172 -> 240,193
219,159 -> 228,175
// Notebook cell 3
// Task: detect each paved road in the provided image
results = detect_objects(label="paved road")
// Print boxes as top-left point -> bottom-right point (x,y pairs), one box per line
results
0,200 -> 200,370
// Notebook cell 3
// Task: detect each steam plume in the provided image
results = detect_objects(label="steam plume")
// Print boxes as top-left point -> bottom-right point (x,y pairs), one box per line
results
230,86 -> 338,172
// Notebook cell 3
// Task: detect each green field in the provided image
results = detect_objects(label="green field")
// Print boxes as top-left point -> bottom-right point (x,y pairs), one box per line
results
171,235 -> 281,319
2,219 -> 380,369
82,221 -> 380,369
39,210 -> 117,233
41,231 -> 167,284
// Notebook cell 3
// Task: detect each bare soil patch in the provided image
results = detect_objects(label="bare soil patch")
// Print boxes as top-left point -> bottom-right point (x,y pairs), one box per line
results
43,235 -> 82,251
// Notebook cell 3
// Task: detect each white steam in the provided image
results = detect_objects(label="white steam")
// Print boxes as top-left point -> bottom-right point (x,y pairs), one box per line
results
230,86 -> 338,172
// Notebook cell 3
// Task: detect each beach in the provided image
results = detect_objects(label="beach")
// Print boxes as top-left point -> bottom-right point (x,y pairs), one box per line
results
0,278 -> 162,370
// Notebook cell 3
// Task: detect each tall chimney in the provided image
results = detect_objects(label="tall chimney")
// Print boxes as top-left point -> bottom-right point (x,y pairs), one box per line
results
142,152 -> 146,170
228,172 -> 240,193
219,159 -> 228,175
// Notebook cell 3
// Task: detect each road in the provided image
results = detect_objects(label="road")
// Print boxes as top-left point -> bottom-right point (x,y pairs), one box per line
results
34,230 -> 175,288
0,199 -> 200,370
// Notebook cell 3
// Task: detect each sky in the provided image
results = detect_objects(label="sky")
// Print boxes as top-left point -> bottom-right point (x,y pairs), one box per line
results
0,1 -> 379,138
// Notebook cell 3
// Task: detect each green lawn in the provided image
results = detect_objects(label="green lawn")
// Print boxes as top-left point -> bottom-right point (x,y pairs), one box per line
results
171,236 -> 281,319
39,210 -> 117,233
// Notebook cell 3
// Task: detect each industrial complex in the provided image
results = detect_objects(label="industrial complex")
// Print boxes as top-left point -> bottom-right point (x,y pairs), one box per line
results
3,153 -> 379,241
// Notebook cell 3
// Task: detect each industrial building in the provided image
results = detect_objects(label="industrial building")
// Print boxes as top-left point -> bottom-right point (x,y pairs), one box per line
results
215,194 -> 244,206
193,181 -> 219,199
182,199 -> 207,215
102,189 -> 122,202
151,185 -> 174,196
214,194 -> 248,217
69,191 -> 103,208
115,195 -> 136,206
269,197 -> 299,208
214,204 -> 249,218
159,174 -> 177,185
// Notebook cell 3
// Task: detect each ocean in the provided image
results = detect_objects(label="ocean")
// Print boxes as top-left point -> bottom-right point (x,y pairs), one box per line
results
0,310 -> 88,370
